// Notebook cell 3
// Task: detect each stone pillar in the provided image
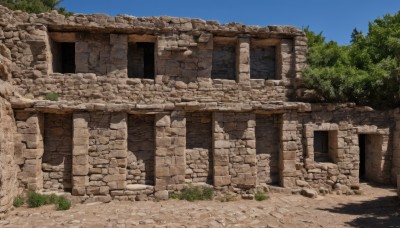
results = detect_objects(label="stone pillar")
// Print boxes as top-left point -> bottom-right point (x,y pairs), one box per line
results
108,34 -> 128,75
280,113 -> 298,188
237,37 -> 250,89
277,39 -> 295,80
155,111 -> 186,191
213,112 -> 256,189
107,113 -> 128,192
72,113 -> 90,196
213,112 -> 230,187
15,112 -> 44,191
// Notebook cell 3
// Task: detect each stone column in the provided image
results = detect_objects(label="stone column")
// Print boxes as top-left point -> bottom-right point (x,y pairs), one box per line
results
155,111 -> 186,191
277,39 -> 295,80
213,112 -> 257,189
108,34 -> 128,75
107,113 -> 128,192
237,37 -> 250,89
280,112 -> 298,188
72,113 -> 90,196
213,112 -> 231,187
15,112 -> 44,191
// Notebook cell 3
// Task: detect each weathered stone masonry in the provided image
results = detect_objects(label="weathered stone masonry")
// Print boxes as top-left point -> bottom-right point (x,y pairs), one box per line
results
0,5 -> 399,211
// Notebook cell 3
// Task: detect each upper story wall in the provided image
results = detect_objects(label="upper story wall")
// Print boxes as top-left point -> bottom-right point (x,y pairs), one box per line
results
0,6 -> 307,106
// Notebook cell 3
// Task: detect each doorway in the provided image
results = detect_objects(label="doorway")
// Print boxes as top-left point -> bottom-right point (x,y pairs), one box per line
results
359,134 -> 366,180
358,134 -> 382,183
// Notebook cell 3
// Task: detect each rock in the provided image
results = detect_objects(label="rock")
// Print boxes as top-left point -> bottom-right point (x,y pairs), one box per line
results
296,180 -> 309,187
126,184 -> 147,191
154,190 -> 169,200
301,188 -> 318,198
94,195 -> 112,203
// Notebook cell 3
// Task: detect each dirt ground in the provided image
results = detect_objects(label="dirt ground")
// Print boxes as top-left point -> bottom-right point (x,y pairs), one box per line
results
1,183 -> 399,228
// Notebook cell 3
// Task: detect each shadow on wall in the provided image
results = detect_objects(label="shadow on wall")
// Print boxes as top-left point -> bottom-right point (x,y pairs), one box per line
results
318,186 -> 400,228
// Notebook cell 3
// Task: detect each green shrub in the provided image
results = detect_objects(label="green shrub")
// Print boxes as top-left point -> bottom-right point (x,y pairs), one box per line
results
254,191 -> 269,201
46,194 -> 60,204
56,196 -> 71,211
13,195 -> 25,207
202,187 -> 214,200
45,92 -> 59,101
26,192 -> 71,210
169,192 -> 180,199
172,185 -> 214,202
27,192 -> 47,208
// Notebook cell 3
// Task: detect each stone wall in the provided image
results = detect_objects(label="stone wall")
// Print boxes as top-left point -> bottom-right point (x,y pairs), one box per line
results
0,95 -> 17,213
15,112 -> 44,191
279,104 -> 393,194
2,5 -> 400,205
127,115 -> 155,185
213,112 -> 256,189
186,112 -> 213,184
42,113 -> 72,192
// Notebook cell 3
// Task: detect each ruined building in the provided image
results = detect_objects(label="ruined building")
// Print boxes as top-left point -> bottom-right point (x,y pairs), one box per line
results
0,5 -> 399,212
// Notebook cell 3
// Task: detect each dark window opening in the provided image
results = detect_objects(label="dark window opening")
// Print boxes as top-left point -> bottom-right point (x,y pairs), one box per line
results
211,42 -> 236,80
52,42 -> 75,74
128,42 -> 155,79
359,134 -> 366,180
314,131 -> 330,162
250,46 -> 276,79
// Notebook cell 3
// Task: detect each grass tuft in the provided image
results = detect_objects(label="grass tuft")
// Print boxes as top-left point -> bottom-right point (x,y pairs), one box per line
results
13,195 -> 25,208
45,92 -> 59,101
254,191 -> 269,201
26,192 -> 71,210
56,196 -> 71,210
170,185 -> 214,201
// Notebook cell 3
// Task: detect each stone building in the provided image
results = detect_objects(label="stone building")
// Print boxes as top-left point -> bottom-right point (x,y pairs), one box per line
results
0,5 -> 399,212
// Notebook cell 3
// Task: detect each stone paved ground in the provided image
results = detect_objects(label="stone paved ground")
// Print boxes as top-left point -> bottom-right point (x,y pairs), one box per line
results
1,183 -> 399,228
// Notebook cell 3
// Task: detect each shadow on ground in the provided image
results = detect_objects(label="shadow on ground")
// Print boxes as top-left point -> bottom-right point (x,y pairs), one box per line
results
319,185 -> 400,227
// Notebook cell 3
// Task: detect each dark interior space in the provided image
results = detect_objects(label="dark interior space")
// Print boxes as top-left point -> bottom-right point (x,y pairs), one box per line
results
359,134 -> 366,180
128,42 -> 155,78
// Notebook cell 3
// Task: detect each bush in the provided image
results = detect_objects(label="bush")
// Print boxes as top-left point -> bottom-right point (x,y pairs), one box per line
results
46,194 -> 60,204
26,192 -> 71,210
172,185 -> 214,202
45,92 -> 59,101
254,191 -> 269,201
27,192 -> 47,208
56,196 -> 71,211
13,195 -> 24,207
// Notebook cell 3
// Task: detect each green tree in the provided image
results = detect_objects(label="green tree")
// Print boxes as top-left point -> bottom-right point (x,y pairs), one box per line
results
303,11 -> 400,109
0,0 -> 72,16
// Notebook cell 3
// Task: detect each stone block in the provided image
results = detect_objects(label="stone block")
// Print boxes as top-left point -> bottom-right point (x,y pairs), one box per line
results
282,151 -> 296,160
73,144 -> 88,155
214,165 -> 229,176
110,150 -> 127,158
103,174 -> 125,182
214,176 -> 231,187
155,190 -> 169,200
108,181 -> 126,190
155,165 -> 170,177
156,114 -> 171,127
214,140 -> 231,149
73,164 -> 89,176
74,155 -> 88,165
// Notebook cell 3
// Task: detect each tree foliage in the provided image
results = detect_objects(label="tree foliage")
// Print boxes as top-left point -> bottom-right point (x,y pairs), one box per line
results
0,0 -> 72,15
303,11 -> 400,109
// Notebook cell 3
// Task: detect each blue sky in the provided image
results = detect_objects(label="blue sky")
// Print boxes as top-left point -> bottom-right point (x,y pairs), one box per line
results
60,1 -> 400,45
